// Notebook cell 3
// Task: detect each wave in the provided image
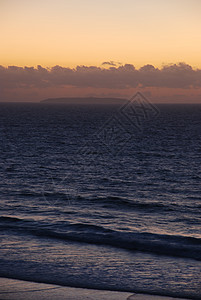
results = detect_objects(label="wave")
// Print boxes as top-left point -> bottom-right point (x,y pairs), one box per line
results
1,216 -> 201,261
4,190 -> 200,215
49,194 -> 185,212
92,196 -> 174,211
78,196 -> 201,215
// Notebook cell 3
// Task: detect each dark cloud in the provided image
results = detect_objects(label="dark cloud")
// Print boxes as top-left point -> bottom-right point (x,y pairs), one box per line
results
102,61 -> 122,66
0,63 -> 201,90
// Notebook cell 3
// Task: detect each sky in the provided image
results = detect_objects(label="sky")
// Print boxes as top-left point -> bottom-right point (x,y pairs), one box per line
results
1,0 -> 201,102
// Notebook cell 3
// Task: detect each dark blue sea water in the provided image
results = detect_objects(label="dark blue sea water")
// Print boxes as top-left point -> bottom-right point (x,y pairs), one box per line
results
0,100 -> 201,299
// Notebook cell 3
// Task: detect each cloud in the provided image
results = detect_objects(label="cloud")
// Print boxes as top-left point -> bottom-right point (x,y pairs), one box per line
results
102,61 -> 122,67
0,63 -> 201,92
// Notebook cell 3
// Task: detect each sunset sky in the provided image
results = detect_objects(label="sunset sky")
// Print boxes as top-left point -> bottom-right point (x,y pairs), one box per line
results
1,0 -> 201,102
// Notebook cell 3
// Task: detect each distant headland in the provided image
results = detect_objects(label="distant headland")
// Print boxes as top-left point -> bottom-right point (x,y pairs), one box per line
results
41,97 -> 127,105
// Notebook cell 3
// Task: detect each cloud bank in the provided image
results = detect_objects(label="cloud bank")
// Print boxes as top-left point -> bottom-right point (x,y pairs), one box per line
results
1,63 -> 201,90
1,63 -> 201,102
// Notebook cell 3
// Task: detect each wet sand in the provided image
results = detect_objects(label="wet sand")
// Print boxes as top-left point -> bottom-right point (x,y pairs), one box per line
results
0,278 -> 189,300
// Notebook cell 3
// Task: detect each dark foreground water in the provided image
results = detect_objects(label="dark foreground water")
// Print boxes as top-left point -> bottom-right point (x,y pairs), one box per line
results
0,100 -> 201,299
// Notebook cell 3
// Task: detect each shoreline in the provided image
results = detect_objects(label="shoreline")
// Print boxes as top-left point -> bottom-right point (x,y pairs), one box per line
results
0,277 -> 190,300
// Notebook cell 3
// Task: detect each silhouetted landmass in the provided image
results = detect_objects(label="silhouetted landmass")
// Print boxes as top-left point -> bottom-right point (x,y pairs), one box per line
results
41,97 -> 127,105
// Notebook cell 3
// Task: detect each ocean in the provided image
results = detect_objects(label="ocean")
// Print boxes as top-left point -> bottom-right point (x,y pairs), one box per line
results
0,97 -> 201,299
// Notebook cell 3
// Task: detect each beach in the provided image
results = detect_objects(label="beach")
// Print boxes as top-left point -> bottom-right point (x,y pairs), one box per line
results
0,278 -> 189,300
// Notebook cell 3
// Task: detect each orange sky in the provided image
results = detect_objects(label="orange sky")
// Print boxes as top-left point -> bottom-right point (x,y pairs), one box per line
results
1,0 -> 201,102
1,0 -> 201,68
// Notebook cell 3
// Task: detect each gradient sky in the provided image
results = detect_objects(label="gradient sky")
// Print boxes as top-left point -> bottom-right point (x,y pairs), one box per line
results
1,0 -> 201,102
1,0 -> 201,68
